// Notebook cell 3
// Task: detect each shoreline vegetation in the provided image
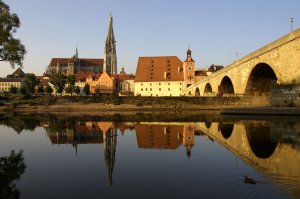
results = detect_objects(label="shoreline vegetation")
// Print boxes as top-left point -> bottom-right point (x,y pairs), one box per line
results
1,95 -> 300,116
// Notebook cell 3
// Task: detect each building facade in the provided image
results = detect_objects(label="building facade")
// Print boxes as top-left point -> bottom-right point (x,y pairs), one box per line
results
0,78 -> 23,92
134,49 -> 196,96
85,72 -> 114,94
46,56 -> 103,76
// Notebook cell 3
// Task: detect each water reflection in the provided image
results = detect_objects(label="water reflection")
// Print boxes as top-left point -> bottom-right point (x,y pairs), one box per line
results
1,114 -> 300,198
0,150 -> 26,199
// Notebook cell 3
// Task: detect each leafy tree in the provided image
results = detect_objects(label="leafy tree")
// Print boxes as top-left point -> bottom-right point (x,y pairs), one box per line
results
65,85 -> 74,95
45,84 -> 53,95
51,73 -> 66,95
83,84 -> 90,95
67,75 -> 76,86
0,150 -> 26,199
37,85 -> 44,94
74,86 -> 80,95
24,73 -> 38,94
0,1 -> 26,67
9,85 -> 18,94
19,86 -> 27,95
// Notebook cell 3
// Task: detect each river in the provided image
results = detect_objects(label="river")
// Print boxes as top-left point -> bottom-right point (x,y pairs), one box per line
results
0,113 -> 299,199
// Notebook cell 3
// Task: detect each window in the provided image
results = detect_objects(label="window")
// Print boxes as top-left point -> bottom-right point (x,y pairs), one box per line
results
141,88 -> 143,91
146,88 -> 147,91
150,88 -> 152,91
168,83 -> 170,85
168,88 -> 170,91
159,88 -> 161,91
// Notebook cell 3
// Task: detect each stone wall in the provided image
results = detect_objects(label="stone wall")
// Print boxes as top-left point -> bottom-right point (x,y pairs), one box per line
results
271,84 -> 300,107
48,95 -> 270,108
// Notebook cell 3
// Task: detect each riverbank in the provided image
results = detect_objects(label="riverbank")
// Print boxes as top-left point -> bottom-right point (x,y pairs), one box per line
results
1,95 -> 300,116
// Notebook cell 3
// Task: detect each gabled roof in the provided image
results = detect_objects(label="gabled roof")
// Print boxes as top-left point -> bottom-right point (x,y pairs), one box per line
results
135,56 -> 183,82
12,68 -> 25,78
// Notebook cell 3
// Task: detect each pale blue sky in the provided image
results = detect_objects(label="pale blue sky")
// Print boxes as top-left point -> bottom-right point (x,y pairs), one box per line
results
1,0 -> 299,77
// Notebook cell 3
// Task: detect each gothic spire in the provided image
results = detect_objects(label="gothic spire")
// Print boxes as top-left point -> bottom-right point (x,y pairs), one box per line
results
103,14 -> 117,75
76,45 -> 78,59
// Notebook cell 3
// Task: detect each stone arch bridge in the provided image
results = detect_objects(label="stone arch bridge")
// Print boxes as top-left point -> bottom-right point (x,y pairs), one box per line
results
185,28 -> 300,96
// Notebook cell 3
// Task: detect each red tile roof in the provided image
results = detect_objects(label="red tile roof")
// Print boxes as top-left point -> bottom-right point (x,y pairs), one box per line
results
135,56 -> 184,82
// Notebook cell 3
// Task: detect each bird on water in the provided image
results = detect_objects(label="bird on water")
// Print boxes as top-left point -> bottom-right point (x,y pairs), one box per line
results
243,175 -> 256,184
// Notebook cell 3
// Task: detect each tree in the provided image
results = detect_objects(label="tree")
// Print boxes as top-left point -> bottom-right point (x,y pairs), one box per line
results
65,85 -> 73,95
0,1 -> 26,67
51,73 -> 66,95
74,86 -> 80,95
37,85 -> 44,94
0,150 -> 26,199
45,84 -> 53,95
83,84 -> 90,95
67,75 -> 76,86
19,86 -> 27,95
24,73 -> 38,94
9,85 -> 18,94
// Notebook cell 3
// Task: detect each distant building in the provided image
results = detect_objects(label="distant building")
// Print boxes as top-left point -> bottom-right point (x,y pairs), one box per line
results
134,49 -> 196,96
0,78 -> 23,92
85,72 -> 115,94
10,68 -> 25,78
46,54 -> 104,76
1,68 -> 25,92
46,15 -> 118,77
112,67 -> 135,96
207,64 -> 224,75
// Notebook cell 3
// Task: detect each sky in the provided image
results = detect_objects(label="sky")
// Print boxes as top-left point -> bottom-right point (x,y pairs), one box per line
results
1,0 -> 300,77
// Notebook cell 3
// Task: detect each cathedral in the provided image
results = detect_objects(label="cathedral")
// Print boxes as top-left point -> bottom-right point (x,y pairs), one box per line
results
46,15 -> 117,76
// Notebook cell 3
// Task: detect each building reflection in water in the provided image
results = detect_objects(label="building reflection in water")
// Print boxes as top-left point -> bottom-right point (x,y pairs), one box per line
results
31,118 -> 300,196
135,123 -> 196,158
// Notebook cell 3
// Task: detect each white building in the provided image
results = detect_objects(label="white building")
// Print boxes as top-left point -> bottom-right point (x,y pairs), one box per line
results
134,49 -> 196,97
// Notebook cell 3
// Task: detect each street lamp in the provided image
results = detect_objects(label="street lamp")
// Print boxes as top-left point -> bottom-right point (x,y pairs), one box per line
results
235,51 -> 239,61
290,17 -> 294,32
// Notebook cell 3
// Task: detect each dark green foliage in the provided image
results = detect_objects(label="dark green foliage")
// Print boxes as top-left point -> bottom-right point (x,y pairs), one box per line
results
51,73 -> 66,95
74,86 -> 80,95
0,1 -> 26,67
83,84 -> 90,95
45,85 -> 53,95
24,73 -> 38,94
9,85 -> 18,94
37,85 -> 44,94
0,150 -> 26,199
19,86 -> 27,96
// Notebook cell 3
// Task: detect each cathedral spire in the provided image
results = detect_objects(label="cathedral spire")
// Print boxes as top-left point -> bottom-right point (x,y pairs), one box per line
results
103,14 -> 117,75
75,45 -> 78,59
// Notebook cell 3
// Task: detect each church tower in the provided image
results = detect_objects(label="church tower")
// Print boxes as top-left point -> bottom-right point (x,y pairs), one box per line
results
103,14 -> 117,75
183,47 -> 195,88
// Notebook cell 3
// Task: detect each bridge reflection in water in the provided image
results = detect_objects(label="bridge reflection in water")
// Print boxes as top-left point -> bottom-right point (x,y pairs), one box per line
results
41,118 -> 300,196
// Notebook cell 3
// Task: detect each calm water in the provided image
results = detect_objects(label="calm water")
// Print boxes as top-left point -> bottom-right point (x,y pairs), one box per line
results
0,114 -> 300,199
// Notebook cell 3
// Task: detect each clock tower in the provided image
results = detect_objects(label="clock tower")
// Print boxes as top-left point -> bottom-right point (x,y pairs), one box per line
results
183,48 -> 195,88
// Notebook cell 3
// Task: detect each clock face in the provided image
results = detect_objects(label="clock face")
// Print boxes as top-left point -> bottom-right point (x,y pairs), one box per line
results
187,66 -> 192,71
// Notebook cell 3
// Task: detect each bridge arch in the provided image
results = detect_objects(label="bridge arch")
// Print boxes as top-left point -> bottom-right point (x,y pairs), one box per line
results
245,122 -> 278,159
195,87 -> 200,96
245,63 -> 278,96
218,122 -> 234,139
203,83 -> 213,95
219,76 -> 234,96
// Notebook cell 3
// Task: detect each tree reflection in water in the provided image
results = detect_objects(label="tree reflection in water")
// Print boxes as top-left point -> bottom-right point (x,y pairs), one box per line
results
0,150 -> 26,199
